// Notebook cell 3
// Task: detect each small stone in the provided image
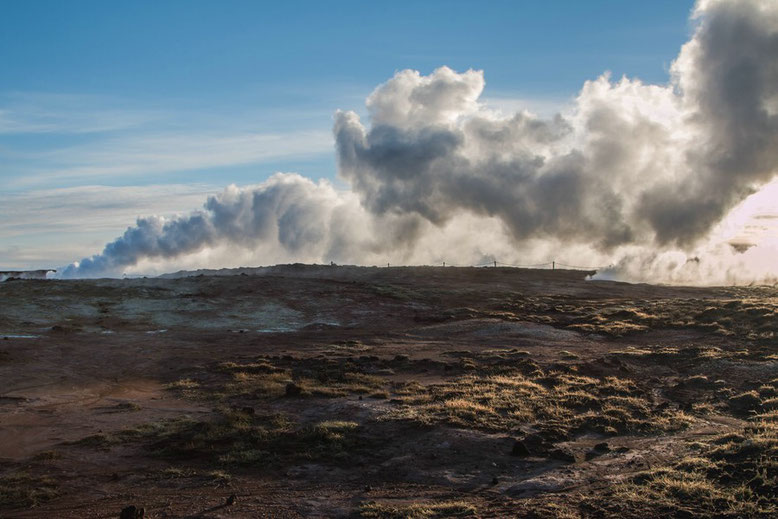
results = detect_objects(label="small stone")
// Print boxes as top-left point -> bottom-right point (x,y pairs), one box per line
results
510,440 -> 531,457
364,485 -> 372,492
491,476 -> 499,485
285,382 -> 302,397
226,494 -> 237,506
119,505 -> 144,519
585,450 -> 601,461
594,442 -> 610,452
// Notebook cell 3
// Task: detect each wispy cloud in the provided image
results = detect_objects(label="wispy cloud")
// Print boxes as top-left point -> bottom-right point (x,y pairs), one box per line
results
0,91 -> 335,189
0,92 -> 161,134
11,129 -> 333,188
0,183 -> 217,236
0,184 -> 218,269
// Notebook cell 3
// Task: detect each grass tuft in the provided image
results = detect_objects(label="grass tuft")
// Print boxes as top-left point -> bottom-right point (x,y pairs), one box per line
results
360,500 -> 477,518
0,472 -> 59,508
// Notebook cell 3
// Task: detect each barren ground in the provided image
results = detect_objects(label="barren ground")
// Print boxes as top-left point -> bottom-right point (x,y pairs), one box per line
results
1,265 -> 776,518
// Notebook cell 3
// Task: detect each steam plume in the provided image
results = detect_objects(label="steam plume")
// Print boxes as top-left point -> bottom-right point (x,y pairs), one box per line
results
62,0 -> 778,283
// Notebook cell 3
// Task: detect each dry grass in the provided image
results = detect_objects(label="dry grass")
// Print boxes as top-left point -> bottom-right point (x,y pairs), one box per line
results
359,500 -> 477,518
31,450 -> 61,461
70,410 -> 365,468
584,417 -> 778,517
493,294 -> 778,341
165,378 -> 202,399
168,357 -> 388,401
0,472 -> 59,508
386,371 -> 691,440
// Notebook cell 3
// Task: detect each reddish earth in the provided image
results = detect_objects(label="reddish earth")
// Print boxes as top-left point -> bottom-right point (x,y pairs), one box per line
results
0,265 -> 775,517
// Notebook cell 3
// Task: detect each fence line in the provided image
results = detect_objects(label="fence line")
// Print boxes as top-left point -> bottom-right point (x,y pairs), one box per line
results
403,259 -> 613,271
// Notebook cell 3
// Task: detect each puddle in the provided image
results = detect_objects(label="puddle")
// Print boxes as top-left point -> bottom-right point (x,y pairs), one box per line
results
257,325 -> 298,333
145,329 -> 168,335
256,320 -> 340,333
1,334 -> 41,339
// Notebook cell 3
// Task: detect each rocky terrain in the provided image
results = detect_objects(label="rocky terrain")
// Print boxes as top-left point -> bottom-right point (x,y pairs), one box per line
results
0,265 -> 776,517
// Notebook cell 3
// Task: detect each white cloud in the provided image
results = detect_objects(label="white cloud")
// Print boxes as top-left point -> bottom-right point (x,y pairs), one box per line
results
59,0 -> 778,285
8,0 -> 778,286
480,94 -> 574,119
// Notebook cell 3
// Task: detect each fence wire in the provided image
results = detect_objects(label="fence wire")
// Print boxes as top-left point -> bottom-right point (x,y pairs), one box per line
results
421,260 -> 612,271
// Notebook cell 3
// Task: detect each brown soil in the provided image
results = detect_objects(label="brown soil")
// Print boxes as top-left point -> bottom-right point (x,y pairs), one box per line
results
0,265 -> 776,518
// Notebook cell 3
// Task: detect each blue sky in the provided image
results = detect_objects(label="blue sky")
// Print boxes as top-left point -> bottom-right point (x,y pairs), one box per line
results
0,0 -> 695,269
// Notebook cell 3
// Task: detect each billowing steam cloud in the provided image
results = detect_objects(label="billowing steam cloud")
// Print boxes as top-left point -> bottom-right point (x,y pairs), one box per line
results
62,0 -> 778,283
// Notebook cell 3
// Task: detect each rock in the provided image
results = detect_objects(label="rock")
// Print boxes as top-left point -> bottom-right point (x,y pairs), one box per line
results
491,476 -> 499,485
728,391 -> 762,415
522,432 -> 554,452
119,505 -> 144,519
549,448 -> 576,463
594,442 -> 610,452
226,494 -> 237,506
585,450 -> 602,461
510,439 -> 531,457
285,382 -> 302,397
681,375 -> 710,388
